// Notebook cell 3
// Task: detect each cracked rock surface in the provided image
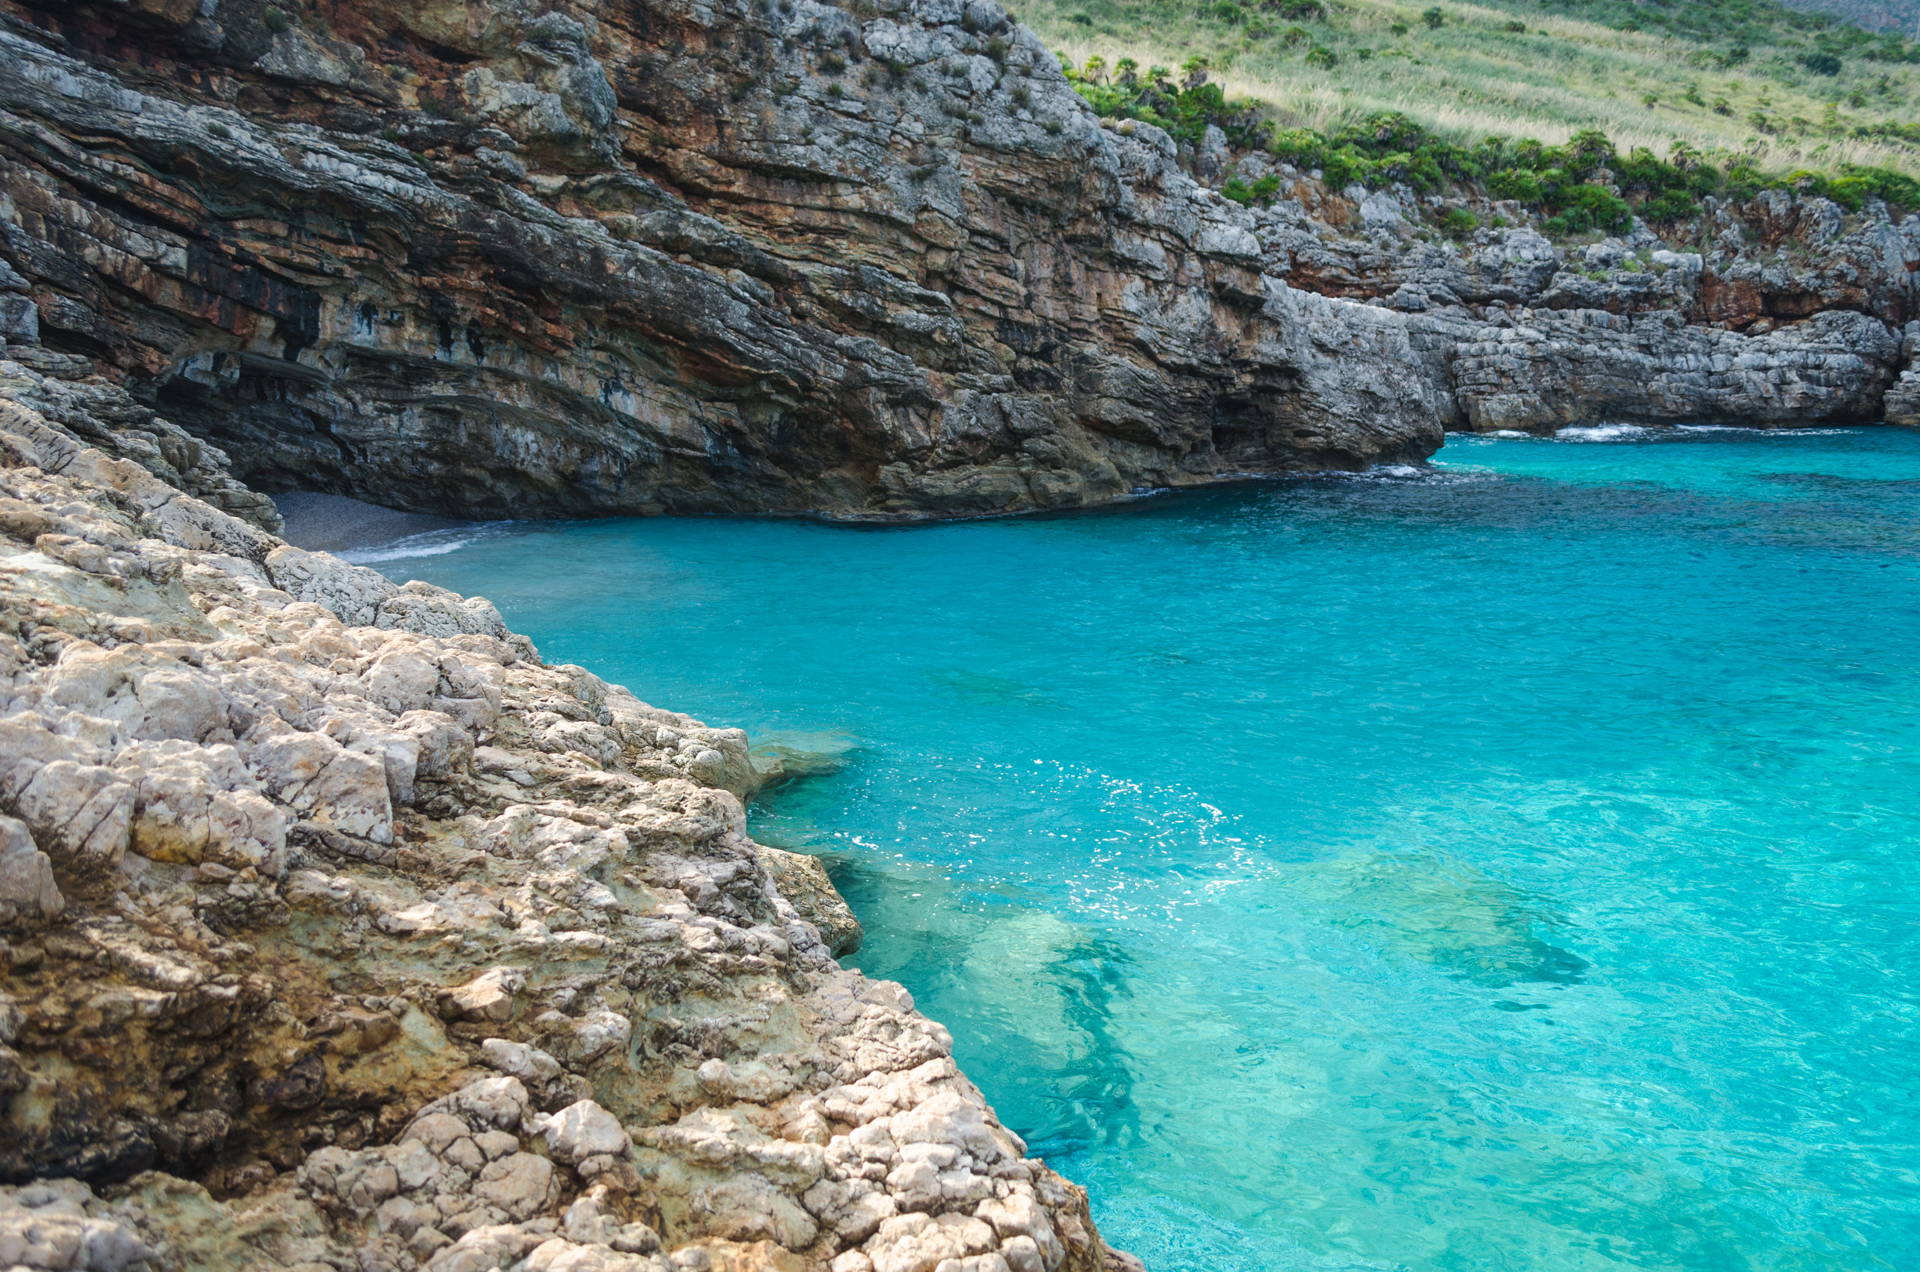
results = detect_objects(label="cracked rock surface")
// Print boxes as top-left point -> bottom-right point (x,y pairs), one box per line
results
0,355 -> 1132,1271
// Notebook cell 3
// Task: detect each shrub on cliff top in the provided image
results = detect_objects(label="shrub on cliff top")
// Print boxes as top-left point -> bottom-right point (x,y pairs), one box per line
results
1060,57 -> 1266,145
1543,184 -> 1633,234
1058,45 -> 1920,232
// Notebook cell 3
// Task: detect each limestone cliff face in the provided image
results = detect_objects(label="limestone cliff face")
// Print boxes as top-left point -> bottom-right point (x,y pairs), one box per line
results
0,0 -> 1450,521
1250,180 -> 1920,434
2,3 -> 1916,525
0,354 -> 1134,1272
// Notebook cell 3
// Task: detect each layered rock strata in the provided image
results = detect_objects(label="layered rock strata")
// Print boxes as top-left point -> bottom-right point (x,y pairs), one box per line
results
0,0 -> 1447,520
1243,179 -> 1920,433
3,0 -> 1913,531
0,355 -> 1131,1271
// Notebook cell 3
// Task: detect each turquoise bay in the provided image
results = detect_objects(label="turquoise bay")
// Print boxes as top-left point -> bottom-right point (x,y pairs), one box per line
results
371,428 -> 1920,1271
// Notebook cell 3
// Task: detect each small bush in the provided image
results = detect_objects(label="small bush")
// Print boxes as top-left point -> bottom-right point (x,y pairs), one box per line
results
1268,126 -> 1326,167
1502,19 -> 1525,32
1824,165 -> 1920,211
1420,6 -> 1445,28
1800,52 -> 1842,76
1543,184 -> 1632,234
1436,206 -> 1477,237
263,5 -> 289,32
820,51 -> 846,73
1641,190 -> 1701,222
1222,171 -> 1285,205
1305,44 -> 1338,67
1486,166 -> 1543,201
1388,20 -> 1408,34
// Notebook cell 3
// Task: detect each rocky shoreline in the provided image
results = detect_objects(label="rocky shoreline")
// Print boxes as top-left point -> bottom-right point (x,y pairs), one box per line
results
0,352 -> 1129,1270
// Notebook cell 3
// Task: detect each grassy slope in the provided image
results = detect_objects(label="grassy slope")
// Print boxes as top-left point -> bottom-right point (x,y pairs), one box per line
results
1012,0 -> 1920,173
1777,0 -> 1920,35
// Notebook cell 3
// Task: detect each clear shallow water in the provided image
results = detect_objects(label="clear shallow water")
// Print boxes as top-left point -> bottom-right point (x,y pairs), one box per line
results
376,427 -> 1920,1272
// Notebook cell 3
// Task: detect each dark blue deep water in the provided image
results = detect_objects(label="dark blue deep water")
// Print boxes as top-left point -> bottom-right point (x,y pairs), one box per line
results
372,427 -> 1920,1271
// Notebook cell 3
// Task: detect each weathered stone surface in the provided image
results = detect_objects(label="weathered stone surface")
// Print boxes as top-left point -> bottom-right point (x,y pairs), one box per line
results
0,0 -> 1450,522
1240,171 -> 1920,434
760,844 -> 864,956
0,367 -> 1130,1270
0,814 -> 61,923
1437,306 -> 1904,433
1887,322 -> 1920,428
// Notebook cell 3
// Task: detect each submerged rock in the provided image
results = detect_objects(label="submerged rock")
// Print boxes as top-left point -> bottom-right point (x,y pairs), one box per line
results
0,359 -> 1129,1270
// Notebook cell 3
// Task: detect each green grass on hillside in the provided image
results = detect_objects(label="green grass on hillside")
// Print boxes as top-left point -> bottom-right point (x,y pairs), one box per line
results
1012,0 -> 1920,174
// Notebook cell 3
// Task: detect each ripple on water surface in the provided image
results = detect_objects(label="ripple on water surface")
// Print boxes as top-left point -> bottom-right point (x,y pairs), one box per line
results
372,426 -> 1920,1272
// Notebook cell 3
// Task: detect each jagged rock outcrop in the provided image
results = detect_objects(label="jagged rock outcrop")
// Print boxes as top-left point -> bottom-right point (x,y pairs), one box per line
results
0,356 -> 1133,1270
1432,307 -> 1903,432
5,0 -> 1909,532
1235,167 -> 1920,433
0,0 -> 1448,521
1886,322 -> 1920,428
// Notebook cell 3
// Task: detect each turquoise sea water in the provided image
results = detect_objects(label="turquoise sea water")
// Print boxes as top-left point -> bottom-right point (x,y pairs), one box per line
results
370,427 -> 1920,1272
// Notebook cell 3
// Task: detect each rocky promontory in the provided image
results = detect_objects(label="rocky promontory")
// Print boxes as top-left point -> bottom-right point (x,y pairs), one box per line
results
0,352 -> 1133,1270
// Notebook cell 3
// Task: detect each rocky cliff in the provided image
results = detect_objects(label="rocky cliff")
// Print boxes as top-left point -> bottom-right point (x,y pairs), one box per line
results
4,0 -> 1912,529
0,0 -> 1454,521
1249,176 -> 1920,433
0,352 -> 1134,1271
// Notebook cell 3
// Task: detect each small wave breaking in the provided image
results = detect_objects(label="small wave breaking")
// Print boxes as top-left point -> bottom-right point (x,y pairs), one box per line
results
341,523 -> 517,564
